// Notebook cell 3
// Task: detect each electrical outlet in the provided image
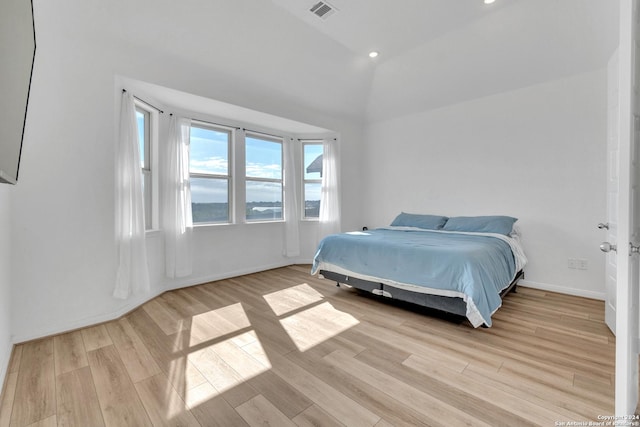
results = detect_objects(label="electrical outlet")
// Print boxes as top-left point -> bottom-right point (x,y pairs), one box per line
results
568,258 -> 588,270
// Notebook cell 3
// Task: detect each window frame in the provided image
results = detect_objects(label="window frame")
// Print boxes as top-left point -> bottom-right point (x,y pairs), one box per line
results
134,103 -> 155,230
189,121 -> 233,225
301,140 -> 323,220
244,131 -> 284,223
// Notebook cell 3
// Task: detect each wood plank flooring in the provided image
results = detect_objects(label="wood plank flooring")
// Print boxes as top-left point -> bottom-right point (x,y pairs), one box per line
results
0,265 -> 615,426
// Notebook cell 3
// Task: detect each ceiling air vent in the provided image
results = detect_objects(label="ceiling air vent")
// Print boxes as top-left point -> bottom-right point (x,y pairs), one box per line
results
309,1 -> 337,20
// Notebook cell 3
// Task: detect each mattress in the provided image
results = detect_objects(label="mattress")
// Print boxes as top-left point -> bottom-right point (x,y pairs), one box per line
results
311,227 -> 527,327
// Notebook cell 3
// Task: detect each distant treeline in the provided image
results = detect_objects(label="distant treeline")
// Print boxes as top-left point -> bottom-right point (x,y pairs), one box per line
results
192,200 -> 320,223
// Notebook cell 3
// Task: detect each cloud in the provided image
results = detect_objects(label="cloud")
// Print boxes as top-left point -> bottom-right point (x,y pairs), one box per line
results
246,180 -> 281,203
190,157 -> 228,175
246,162 -> 281,179
190,177 -> 228,203
304,183 -> 321,201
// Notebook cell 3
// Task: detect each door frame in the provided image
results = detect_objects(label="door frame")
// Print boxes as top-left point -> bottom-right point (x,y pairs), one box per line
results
615,0 -> 639,416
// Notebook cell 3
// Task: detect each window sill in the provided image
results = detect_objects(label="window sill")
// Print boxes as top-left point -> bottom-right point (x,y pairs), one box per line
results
191,220 -> 286,229
193,222 -> 235,229
245,220 -> 285,225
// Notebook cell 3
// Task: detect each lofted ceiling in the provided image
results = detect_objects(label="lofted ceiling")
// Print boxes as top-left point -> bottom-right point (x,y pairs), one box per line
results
268,0 -> 619,121
43,0 -> 620,123
269,0 -> 524,62
363,0 -> 619,120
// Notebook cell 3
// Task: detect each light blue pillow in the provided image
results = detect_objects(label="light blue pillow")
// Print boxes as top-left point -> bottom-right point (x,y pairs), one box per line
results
390,212 -> 449,230
442,216 -> 517,236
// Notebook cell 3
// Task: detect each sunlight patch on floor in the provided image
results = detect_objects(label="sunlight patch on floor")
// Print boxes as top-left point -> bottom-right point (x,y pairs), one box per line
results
180,289 -> 358,411
189,302 -> 252,346
181,302 -> 272,408
185,333 -> 271,400
184,382 -> 221,409
166,354 -> 208,398
279,301 -> 360,352
263,283 -> 325,316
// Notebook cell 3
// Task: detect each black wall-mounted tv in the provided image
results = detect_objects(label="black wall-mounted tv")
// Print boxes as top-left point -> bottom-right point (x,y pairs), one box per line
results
0,0 -> 35,184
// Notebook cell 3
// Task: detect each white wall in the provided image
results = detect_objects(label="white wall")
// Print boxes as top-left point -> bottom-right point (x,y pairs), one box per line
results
366,0 -> 618,122
363,69 -> 607,298
9,0 -> 365,342
0,185 -> 12,389
8,0 -> 614,342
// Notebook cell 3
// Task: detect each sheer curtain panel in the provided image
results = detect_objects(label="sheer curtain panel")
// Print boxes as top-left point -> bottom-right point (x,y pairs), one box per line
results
114,91 -> 150,299
283,138 -> 300,257
163,115 -> 193,278
319,138 -> 341,239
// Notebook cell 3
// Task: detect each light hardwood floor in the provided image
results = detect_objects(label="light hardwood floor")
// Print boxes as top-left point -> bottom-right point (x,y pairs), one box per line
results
0,265 -> 615,426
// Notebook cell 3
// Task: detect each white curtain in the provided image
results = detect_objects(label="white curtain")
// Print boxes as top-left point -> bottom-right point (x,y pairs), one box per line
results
163,115 -> 193,278
114,91 -> 150,299
283,138 -> 300,257
319,138 -> 341,239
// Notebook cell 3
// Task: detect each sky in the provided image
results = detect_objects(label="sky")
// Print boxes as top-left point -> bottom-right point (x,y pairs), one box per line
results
188,126 -> 322,204
189,126 -> 230,204
136,114 -> 322,205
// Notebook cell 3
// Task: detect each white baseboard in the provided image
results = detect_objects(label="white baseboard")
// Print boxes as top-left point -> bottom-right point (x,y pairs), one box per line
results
163,261 -> 295,292
0,341 -> 13,397
11,261 -> 298,344
16,264 -> 600,344
518,279 -> 605,301
12,289 -> 167,344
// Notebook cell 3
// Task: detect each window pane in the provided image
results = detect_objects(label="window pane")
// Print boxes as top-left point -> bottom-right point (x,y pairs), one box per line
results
190,177 -> 229,223
304,182 -> 321,218
246,136 -> 282,179
190,126 -> 229,175
246,180 -> 282,221
136,110 -> 146,169
304,144 -> 323,179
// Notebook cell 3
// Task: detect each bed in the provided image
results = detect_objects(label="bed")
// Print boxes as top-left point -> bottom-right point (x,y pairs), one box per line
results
311,213 -> 527,327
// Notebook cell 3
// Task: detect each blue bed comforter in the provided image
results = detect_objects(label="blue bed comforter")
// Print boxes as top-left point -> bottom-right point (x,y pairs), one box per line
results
311,228 -> 522,327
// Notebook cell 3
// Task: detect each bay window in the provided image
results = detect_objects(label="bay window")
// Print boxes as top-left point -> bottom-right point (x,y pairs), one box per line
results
189,123 -> 232,224
302,141 -> 323,219
245,133 -> 283,222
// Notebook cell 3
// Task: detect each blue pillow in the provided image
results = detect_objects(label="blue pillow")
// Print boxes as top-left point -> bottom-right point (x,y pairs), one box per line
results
390,212 -> 448,230
442,216 -> 517,236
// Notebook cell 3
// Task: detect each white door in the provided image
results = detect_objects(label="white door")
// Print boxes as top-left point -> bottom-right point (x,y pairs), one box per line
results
604,0 -> 640,416
605,48 -> 620,334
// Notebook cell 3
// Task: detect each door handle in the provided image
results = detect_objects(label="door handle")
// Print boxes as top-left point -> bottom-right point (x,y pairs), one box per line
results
600,242 -> 617,252
598,223 -> 610,230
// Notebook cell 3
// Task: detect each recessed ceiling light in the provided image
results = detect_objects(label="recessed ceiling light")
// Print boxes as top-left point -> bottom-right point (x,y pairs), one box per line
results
369,51 -> 379,58
484,0 -> 495,4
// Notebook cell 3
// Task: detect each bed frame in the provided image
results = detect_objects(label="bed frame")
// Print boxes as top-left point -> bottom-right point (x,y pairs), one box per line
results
319,269 -> 524,326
